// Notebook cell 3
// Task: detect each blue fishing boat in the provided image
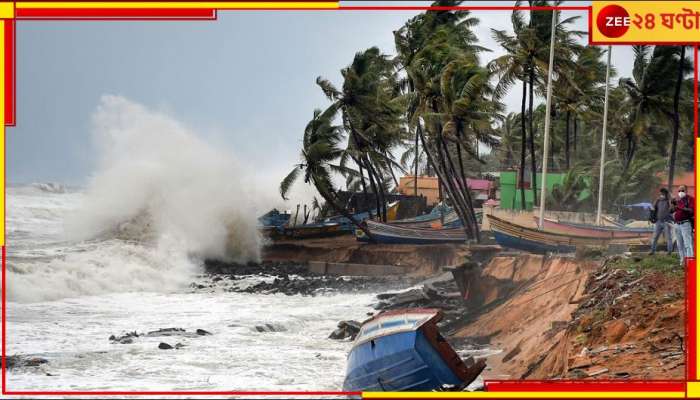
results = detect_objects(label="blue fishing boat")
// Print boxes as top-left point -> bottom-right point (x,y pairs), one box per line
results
258,209 -> 291,227
343,309 -> 485,392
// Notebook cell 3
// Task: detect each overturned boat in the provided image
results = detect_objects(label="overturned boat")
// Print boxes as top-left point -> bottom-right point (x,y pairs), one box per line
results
342,309 -> 485,392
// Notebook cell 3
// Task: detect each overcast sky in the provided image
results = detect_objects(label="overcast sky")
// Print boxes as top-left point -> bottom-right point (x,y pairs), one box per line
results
8,1 -> 636,186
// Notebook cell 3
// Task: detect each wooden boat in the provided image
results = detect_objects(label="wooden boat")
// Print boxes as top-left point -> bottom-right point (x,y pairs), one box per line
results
343,309 -> 485,392
270,222 -> 345,240
537,217 -> 653,239
258,209 -> 291,227
327,202 -> 401,232
488,215 -> 645,254
357,220 -> 467,245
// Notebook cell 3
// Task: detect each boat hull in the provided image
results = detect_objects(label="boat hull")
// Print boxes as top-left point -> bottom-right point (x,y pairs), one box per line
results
493,230 -> 575,254
488,214 -> 645,254
343,330 -> 462,391
539,218 -> 652,239
357,220 -> 466,245
343,309 -> 484,392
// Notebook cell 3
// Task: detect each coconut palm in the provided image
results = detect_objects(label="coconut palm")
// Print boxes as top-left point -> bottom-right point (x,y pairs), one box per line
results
280,108 -> 373,240
554,45 -> 609,168
617,45 -> 678,170
394,0 -> 486,198
317,47 -> 405,222
490,1 -> 584,206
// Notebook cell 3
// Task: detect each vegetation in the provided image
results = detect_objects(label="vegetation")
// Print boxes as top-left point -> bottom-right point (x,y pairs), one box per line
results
281,1 -> 696,242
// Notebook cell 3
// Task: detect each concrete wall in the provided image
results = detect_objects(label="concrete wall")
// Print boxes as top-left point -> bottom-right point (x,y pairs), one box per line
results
308,261 -> 414,276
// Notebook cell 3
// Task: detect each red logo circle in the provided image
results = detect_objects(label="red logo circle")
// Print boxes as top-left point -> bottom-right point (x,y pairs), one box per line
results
597,4 -> 630,38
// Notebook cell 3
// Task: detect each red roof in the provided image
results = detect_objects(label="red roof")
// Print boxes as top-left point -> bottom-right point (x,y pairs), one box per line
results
466,179 -> 492,191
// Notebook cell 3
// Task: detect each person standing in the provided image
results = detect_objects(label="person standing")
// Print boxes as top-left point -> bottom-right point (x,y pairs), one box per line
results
649,188 -> 673,255
671,185 -> 694,264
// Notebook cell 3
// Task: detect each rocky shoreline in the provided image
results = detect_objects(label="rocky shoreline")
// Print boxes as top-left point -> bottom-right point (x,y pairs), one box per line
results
198,259 -> 421,297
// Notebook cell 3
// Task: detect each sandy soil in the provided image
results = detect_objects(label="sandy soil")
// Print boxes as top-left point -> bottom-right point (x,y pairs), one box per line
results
451,254 -> 685,380
453,255 -> 596,379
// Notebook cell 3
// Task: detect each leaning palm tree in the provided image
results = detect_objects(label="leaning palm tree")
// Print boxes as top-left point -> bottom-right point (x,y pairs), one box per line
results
280,108 -> 373,240
410,29 -> 499,241
394,0 -> 486,199
317,47 -> 405,222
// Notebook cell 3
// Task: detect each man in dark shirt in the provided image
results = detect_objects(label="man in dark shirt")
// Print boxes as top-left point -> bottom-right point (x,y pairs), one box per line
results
649,188 -> 672,255
671,185 -> 694,265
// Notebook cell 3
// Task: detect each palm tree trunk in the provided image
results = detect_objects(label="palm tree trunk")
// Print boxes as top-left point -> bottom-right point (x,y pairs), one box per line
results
356,160 -> 371,218
565,110 -> 571,169
668,46 -> 685,191
365,157 -> 388,222
528,63 -> 538,206
573,117 -> 578,160
316,186 -> 374,242
414,128 -> 420,196
418,125 -> 476,240
435,131 -> 477,238
520,78 -> 527,210
364,157 -> 382,221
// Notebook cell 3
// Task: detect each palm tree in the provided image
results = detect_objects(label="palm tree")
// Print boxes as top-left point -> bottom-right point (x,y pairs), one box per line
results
617,45 -> 678,170
280,108 -> 373,240
394,0 -> 486,199
317,47 -> 405,222
554,46 -> 608,168
490,1 -> 583,206
661,45 -> 693,191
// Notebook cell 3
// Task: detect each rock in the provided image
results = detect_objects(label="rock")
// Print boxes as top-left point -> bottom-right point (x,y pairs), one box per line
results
158,342 -> 173,350
6,355 -> 48,370
255,323 -> 287,333
109,331 -> 140,344
147,328 -> 198,338
175,343 -> 185,349
603,320 -> 628,344
329,320 -> 362,341
196,329 -> 212,336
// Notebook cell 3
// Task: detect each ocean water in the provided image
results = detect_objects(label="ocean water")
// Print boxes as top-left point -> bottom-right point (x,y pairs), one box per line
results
5,184 -> 377,392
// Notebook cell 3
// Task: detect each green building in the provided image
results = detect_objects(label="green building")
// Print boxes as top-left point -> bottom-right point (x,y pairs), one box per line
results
499,171 -> 592,211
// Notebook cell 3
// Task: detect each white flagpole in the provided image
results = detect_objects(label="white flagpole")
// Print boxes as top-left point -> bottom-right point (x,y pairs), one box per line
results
596,45 -> 612,226
537,8 -> 558,229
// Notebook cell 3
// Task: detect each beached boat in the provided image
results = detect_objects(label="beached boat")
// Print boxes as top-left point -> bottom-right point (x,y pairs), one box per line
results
343,309 -> 485,392
326,202 -> 401,232
272,222 -> 345,239
357,220 -> 467,245
537,217 -> 653,239
258,209 -> 291,227
488,215 -> 646,254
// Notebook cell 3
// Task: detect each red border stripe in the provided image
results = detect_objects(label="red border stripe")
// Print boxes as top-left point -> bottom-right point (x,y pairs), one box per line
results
4,19 -> 14,126
485,381 -> 686,392
689,258 -> 697,381
16,8 -> 217,20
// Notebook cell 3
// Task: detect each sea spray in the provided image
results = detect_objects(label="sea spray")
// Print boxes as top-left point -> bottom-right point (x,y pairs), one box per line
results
8,95 -> 264,302
71,95 -> 262,262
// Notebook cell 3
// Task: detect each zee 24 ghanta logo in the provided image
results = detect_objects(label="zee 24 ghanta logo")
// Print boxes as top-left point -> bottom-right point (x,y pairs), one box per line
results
596,3 -> 700,40
597,4 -> 631,38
